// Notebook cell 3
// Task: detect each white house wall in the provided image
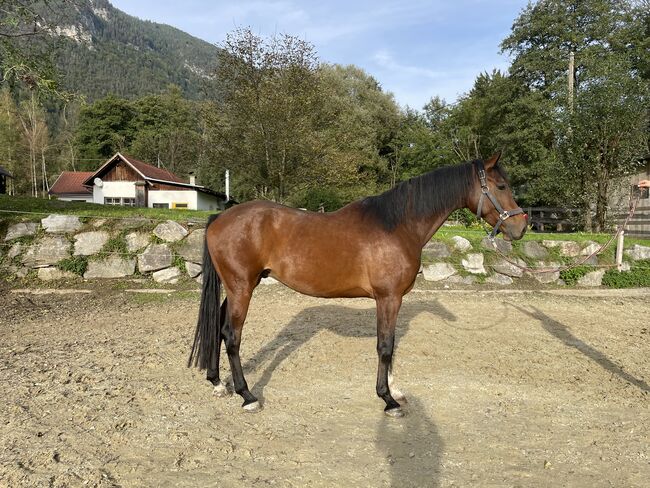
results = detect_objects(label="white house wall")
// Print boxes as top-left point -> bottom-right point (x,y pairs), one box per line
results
196,191 -> 223,211
93,181 -> 135,204
148,190 -> 198,209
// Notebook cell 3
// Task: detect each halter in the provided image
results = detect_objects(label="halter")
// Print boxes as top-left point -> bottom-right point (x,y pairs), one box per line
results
474,160 -> 524,240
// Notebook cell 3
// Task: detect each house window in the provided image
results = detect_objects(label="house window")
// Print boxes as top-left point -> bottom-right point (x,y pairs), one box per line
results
152,203 -> 169,209
172,202 -> 188,209
104,197 -> 135,206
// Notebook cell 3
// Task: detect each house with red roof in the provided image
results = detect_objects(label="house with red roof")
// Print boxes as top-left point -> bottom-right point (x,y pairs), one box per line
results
50,153 -> 227,211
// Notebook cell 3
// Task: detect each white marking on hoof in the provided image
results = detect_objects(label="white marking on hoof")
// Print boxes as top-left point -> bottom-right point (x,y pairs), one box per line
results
243,401 -> 262,413
212,381 -> 232,398
384,407 -> 404,418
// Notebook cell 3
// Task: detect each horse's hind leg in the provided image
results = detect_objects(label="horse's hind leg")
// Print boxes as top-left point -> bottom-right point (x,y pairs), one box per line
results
223,287 -> 260,411
208,298 -> 232,397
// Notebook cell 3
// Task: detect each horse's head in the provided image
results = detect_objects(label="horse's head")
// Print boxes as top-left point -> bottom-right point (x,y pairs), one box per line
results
468,152 -> 527,241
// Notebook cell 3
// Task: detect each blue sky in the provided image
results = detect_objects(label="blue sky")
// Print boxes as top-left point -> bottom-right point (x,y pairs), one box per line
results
110,0 -> 530,110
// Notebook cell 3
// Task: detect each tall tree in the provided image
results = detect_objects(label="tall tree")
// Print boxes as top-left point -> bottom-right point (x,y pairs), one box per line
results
501,0 -> 649,229
205,28 -> 338,203
75,94 -> 136,165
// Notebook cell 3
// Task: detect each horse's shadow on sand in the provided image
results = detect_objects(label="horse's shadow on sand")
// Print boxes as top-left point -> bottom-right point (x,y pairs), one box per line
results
241,298 -> 450,488
242,299 -> 456,400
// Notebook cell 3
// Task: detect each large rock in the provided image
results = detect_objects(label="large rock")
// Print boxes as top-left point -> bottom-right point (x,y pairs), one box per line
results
422,263 -> 457,282
492,258 -> 526,278
41,214 -> 82,233
8,243 -> 23,260
625,244 -> 650,261
152,267 -> 182,284
116,218 -> 153,230
581,241 -> 601,256
37,267 -> 77,281
125,232 -> 150,253
21,236 -> 71,268
461,253 -> 486,274
578,270 -> 605,287
185,261 -> 202,278
153,220 -> 188,242
522,241 -> 548,259
486,273 -> 513,286
528,262 -> 561,284
260,277 -> 279,285
422,241 -> 450,259
451,236 -> 472,252
138,244 -> 173,273
445,274 -> 476,285
481,237 -> 512,255
73,231 -> 109,256
177,229 -> 204,263
84,257 -> 136,279
4,222 -> 38,241
542,240 -> 581,257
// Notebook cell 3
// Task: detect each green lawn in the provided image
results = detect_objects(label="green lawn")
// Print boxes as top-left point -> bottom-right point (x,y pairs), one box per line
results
0,195 -> 216,223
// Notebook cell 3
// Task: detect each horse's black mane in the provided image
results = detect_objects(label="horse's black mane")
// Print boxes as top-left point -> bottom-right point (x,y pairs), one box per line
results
360,160 -> 505,231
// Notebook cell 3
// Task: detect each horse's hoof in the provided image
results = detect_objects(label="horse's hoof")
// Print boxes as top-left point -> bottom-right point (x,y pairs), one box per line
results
243,401 -> 262,413
212,381 -> 232,398
384,407 -> 404,418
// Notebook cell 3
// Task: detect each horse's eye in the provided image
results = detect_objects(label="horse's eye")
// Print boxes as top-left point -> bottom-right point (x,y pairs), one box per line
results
497,184 -> 507,191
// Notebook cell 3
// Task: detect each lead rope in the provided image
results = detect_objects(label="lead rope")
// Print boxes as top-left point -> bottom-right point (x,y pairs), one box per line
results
483,193 -> 641,275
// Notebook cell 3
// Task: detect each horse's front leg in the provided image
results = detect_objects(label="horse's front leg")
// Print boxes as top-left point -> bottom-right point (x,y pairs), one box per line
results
375,294 -> 403,417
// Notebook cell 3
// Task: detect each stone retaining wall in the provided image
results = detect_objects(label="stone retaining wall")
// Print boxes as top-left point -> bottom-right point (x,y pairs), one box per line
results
2,214 -> 649,287
2,215 -> 204,285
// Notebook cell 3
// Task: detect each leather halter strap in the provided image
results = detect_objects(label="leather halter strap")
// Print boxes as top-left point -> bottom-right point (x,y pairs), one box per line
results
475,160 -> 524,240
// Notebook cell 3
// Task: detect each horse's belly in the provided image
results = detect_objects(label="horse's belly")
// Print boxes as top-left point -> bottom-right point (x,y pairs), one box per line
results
269,261 -> 372,299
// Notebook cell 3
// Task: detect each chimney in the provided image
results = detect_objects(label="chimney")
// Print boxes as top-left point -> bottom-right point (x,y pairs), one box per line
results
189,171 -> 196,186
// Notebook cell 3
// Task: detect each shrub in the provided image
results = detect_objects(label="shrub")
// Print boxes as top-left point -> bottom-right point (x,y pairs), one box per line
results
300,188 -> 344,212
602,265 -> 650,288
56,256 -> 88,276
559,266 -> 592,286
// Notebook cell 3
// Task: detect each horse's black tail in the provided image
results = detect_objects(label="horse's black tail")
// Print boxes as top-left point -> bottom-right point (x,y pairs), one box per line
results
188,214 -> 222,370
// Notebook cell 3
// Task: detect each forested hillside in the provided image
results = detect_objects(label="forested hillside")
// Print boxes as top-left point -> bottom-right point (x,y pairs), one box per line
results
48,0 -> 220,100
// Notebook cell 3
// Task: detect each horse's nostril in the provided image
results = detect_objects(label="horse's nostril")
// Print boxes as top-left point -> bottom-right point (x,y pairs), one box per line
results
523,213 -> 529,220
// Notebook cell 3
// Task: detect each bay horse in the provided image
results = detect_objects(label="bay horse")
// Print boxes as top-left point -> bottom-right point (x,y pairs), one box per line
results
188,152 -> 527,417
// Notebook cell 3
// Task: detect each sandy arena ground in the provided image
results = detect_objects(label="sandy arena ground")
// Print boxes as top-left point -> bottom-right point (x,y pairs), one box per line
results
0,283 -> 648,487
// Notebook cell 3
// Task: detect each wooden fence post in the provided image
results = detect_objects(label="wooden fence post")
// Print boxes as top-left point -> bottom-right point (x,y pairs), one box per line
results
616,230 -> 625,271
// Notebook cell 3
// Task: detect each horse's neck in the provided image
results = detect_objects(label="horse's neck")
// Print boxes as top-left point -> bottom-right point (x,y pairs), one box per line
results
411,205 -> 463,248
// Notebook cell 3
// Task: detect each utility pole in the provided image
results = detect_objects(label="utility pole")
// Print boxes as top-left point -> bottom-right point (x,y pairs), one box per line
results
225,169 -> 230,201
568,51 -> 575,113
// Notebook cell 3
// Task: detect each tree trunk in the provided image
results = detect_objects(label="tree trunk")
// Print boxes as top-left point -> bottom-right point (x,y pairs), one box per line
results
594,159 -> 610,232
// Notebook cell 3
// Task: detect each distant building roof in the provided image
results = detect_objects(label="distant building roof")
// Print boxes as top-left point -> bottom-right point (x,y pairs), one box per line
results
0,165 -> 13,178
50,171 -> 94,195
120,154 -> 185,183
82,152 -> 227,200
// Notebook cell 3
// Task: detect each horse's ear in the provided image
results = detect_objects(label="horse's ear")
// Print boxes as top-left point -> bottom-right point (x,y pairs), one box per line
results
484,151 -> 502,170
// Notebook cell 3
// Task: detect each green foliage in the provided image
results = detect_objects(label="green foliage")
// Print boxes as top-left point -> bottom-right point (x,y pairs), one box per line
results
97,234 -> 128,259
0,195 -> 214,222
448,209 -> 478,227
172,254 -> 186,273
559,266 -> 593,286
56,255 -> 87,276
603,263 -> 650,288
299,187 -> 344,212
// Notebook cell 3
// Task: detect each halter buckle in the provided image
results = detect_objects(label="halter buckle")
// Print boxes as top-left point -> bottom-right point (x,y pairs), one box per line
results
499,211 -> 511,221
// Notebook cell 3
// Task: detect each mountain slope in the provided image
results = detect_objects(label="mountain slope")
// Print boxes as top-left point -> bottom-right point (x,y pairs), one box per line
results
51,0 -> 220,100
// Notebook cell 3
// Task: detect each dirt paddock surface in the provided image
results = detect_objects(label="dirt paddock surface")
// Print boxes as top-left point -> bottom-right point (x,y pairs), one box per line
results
1,284 -> 649,487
